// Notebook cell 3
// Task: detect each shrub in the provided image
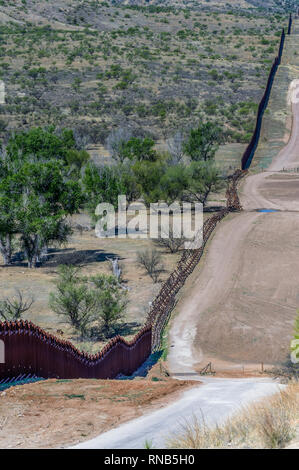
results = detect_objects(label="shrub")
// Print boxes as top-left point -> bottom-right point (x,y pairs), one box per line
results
137,248 -> 164,283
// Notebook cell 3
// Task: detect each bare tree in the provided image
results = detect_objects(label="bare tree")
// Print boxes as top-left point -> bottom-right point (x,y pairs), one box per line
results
167,131 -> 184,165
0,289 -> 34,321
73,126 -> 90,150
137,249 -> 164,283
154,228 -> 187,253
107,256 -> 122,282
106,127 -> 132,162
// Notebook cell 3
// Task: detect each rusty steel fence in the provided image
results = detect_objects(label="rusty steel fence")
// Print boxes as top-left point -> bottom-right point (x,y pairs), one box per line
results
0,321 -> 151,380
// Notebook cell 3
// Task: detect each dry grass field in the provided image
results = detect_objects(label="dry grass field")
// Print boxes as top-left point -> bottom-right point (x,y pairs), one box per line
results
168,381 -> 299,449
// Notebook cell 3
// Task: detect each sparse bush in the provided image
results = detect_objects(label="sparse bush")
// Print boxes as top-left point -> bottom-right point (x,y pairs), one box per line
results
0,289 -> 34,321
137,248 -> 164,283
50,266 -> 128,338
184,122 -> 223,162
49,265 -> 98,337
154,228 -> 186,254
91,274 -> 128,337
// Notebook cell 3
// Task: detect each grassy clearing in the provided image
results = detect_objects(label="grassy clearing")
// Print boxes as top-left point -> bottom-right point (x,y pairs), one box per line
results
167,381 -> 299,449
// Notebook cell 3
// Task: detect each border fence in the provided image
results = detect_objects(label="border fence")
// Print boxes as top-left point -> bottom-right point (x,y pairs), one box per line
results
0,321 -> 151,380
0,14 -> 293,381
242,14 -> 292,170
149,170 -> 245,350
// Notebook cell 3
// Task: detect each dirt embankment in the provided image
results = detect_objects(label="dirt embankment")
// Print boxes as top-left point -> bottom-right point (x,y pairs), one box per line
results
0,376 -> 194,449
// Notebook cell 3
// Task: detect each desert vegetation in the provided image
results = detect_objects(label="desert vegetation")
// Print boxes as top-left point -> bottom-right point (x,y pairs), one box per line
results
0,0 -> 290,150
49,265 -> 128,339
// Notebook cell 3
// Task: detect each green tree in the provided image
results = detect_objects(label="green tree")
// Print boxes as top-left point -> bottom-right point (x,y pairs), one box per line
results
82,163 -> 127,216
49,265 -> 97,337
90,274 -> 128,336
159,164 -> 189,204
185,161 -> 223,206
122,137 -> 158,162
0,152 -> 23,265
65,148 -> 90,171
132,160 -> 166,205
0,158 -> 83,268
6,127 -> 77,163
184,122 -> 222,162
0,179 -> 18,265
18,160 -> 82,267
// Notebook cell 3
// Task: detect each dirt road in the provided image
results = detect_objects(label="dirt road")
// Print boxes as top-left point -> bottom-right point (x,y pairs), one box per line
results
72,377 -> 283,449
168,81 -> 299,375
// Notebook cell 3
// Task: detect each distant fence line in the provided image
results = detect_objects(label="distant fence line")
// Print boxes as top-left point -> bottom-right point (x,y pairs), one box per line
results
242,14 -> 292,170
288,13 -> 293,35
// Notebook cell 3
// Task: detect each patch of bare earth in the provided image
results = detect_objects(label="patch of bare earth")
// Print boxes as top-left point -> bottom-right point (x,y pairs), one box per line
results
0,376 -> 195,449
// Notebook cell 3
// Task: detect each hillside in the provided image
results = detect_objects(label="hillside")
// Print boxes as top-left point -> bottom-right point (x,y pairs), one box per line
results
0,0 -> 294,153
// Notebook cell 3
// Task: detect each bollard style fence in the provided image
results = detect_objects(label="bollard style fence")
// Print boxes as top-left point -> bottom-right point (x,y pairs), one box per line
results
149,170 -> 245,350
0,170 -> 245,380
241,14 -> 292,170
0,321 -> 151,380
241,25 -> 287,170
